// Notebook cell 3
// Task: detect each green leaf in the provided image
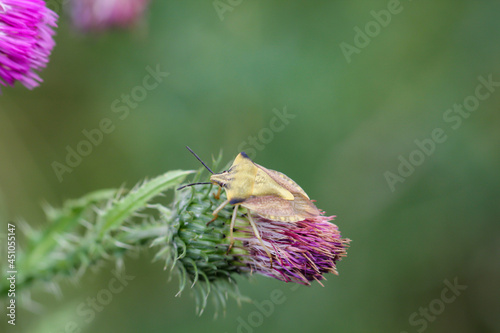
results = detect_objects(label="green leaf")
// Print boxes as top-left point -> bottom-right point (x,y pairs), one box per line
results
97,170 -> 193,237
22,189 -> 118,270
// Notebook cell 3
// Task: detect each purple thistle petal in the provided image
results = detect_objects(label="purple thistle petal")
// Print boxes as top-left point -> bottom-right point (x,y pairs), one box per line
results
0,0 -> 58,91
238,215 -> 350,285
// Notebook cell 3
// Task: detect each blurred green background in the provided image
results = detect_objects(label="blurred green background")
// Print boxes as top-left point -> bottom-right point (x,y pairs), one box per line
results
1,0 -> 499,332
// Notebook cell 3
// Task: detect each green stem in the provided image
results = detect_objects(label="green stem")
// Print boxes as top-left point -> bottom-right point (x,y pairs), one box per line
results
1,170 -> 192,298
2,222 -> 171,296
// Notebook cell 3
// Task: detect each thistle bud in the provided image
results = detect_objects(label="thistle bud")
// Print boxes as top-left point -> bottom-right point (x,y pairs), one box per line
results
157,174 -> 350,314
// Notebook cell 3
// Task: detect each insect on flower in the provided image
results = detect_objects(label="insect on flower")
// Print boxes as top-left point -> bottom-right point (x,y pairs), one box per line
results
178,147 -> 321,266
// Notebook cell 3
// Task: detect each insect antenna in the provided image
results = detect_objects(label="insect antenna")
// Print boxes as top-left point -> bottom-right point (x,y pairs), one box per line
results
177,182 -> 212,190
185,146 -> 214,174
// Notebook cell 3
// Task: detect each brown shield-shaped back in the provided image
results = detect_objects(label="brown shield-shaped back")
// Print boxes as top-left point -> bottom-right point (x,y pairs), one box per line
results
242,162 -> 320,222
241,193 -> 320,222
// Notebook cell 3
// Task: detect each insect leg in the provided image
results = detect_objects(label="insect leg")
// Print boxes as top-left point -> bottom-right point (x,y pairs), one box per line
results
213,186 -> 222,200
207,199 -> 230,225
247,210 -> 273,268
226,204 -> 239,254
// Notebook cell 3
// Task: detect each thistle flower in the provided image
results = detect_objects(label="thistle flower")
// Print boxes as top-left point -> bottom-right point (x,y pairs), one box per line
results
0,0 -> 58,91
165,180 -> 349,283
237,215 -> 349,285
69,0 -> 149,31
0,161 -> 349,317
157,172 -> 350,313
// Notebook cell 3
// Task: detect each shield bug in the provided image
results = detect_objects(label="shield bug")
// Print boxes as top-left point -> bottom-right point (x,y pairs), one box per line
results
178,146 -> 321,266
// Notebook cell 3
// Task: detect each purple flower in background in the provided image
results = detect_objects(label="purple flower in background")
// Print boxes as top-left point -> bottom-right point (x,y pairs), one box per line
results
69,0 -> 149,31
239,215 -> 350,285
0,0 -> 58,91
